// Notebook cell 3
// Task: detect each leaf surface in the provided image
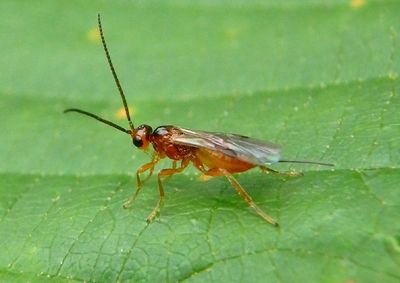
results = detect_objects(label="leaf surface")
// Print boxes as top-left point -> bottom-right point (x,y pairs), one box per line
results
0,1 -> 399,282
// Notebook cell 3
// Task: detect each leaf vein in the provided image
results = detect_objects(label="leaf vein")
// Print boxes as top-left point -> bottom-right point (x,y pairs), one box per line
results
54,180 -> 127,277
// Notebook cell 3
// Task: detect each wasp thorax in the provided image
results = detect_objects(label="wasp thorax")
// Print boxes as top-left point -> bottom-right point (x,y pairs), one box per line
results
131,124 -> 153,150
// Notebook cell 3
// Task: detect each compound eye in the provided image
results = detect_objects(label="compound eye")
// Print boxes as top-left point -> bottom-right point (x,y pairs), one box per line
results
133,136 -> 143,148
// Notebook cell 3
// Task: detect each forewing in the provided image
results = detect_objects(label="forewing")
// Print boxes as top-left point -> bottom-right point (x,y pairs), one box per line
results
173,128 -> 281,165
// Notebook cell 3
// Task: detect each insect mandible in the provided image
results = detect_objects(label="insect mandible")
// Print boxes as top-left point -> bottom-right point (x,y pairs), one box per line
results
64,14 -> 334,226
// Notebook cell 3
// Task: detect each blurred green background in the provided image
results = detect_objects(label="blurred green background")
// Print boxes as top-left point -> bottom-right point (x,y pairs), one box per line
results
0,1 -> 399,282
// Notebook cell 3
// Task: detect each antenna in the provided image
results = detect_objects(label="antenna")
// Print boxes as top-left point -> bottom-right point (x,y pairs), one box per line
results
97,13 -> 134,130
64,108 -> 130,134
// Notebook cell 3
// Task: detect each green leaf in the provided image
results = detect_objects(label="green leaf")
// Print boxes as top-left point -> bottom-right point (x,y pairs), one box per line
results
1,1 -> 399,282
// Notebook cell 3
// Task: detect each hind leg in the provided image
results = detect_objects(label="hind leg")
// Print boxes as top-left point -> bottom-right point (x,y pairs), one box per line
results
197,165 -> 278,227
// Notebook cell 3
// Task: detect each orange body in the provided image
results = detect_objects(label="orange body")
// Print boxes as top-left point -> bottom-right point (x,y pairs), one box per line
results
149,126 -> 256,175
195,148 -> 255,173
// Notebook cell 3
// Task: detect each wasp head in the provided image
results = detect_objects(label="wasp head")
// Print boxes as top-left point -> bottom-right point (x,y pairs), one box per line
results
131,124 -> 153,150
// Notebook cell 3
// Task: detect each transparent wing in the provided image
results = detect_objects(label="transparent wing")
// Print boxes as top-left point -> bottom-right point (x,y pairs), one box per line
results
173,128 -> 281,165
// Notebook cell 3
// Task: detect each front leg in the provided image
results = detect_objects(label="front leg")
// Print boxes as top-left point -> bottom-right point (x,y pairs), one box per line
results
123,154 -> 160,209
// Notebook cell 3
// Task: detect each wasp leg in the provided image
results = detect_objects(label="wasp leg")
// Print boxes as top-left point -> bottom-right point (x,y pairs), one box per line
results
165,160 -> 178,182
123,156 -> 160,209
142,155 -> 179,184
147,159 -> 190,223
203,167 -> 279,227
191,157 -> 207,174
259,165 -> 302,177
142,153 -> 160,183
